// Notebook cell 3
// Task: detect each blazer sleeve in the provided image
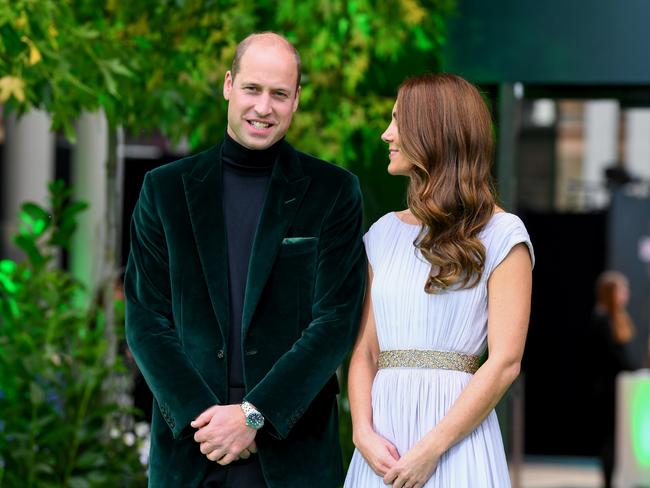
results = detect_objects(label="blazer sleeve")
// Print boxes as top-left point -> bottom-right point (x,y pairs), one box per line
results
244,172 -> 367,439
124,172 -> 219,439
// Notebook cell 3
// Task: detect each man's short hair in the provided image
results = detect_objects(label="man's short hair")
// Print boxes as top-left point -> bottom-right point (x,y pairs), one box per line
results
231,32 -> 302,91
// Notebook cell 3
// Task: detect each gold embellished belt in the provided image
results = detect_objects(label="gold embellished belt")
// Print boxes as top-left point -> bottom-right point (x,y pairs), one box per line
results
377,349 -> 481,374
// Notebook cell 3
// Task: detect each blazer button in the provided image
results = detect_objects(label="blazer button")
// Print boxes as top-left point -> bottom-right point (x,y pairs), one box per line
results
216,349 -> 225,359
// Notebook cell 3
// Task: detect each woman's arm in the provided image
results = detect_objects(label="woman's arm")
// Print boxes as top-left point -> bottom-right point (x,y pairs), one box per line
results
349,265 -> 400,476
384,243 -> 533,488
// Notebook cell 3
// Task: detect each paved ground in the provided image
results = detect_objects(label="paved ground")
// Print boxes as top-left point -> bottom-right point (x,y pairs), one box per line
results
514,457 -> 602,488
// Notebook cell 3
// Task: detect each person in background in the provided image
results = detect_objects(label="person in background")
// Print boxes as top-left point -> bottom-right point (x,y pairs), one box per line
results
590,270 -> 636,488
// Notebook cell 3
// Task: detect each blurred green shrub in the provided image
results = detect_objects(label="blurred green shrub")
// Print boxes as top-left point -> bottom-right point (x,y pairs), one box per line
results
0,181 -> 146,487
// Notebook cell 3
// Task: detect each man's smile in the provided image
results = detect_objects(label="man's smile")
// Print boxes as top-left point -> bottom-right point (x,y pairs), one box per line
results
247,119 -> 274,129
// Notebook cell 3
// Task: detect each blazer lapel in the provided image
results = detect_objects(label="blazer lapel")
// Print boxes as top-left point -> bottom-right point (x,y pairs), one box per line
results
182,143 -> 230,344
242,142 -> 311,337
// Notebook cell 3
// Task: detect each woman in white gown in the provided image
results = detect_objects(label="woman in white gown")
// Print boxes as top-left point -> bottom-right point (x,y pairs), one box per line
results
344,74 -> 534,488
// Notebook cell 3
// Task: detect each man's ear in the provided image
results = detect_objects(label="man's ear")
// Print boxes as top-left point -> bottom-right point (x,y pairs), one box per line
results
223,71 -> 233,100
292,85 -> 301,113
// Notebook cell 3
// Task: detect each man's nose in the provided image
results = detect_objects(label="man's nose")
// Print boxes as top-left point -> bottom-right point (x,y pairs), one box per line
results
254,94 -> 272,117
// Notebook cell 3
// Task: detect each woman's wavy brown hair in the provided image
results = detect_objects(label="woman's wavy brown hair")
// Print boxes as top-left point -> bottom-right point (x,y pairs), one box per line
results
396,73 -> 497,293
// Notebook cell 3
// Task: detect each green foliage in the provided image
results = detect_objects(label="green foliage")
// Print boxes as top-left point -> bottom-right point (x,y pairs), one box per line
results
1,0 -> 456,474
0,0 -> 455,165
0,182 -> 146,487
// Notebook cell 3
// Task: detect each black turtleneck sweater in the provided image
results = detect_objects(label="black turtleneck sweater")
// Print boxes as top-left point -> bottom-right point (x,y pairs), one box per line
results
221,132 -> 281,403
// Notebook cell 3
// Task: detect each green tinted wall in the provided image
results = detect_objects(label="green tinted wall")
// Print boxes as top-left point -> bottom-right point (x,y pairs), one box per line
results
443,0 -> 650,84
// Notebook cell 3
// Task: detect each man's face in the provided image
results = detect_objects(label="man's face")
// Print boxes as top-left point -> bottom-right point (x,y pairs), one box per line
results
223,42 -> 300,150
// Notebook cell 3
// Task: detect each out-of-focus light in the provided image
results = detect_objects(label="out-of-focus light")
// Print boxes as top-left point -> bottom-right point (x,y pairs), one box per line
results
532,99 -> 556,127
514,82 -> 524,99
631,381 -> 650,466
615,371 -> 650,486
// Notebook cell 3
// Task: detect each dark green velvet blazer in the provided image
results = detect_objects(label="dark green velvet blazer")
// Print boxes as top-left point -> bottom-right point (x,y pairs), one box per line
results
124,140 -> 366,488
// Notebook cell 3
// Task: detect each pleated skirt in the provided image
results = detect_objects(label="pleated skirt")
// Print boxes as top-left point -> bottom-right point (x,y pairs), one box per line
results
344,368 -> 511,488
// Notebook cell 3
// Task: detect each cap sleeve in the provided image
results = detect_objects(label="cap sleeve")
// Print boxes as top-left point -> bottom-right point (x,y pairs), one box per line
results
362,228 -> 376,270
362,214 -> 390,270
485,214 -> 535,278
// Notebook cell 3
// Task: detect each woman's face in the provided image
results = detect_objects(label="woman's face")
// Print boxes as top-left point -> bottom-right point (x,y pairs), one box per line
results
381,101 -> 413,176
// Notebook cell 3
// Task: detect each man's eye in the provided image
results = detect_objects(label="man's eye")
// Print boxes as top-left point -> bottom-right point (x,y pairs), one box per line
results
275,92 -> 288,98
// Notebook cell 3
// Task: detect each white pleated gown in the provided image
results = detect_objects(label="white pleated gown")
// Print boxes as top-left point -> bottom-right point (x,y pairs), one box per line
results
344,212 -> 534,488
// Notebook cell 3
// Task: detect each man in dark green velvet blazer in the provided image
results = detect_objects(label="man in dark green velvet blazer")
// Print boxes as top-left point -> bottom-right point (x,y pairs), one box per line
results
124,32 -> 366,487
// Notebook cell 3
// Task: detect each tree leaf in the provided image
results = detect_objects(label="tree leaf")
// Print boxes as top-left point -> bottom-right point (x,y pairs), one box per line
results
64,73 -> 96,96
13,235 -> 45,268
99,65 -> 117,96
34,462 -> 55,474
19,202 -> 51,236
29,381 -> 45,405
104,58 -> 133,78
20,36 -> 42,65
71,25 -> 99,39
0,76 -> 26,103
68,477 -> 91,488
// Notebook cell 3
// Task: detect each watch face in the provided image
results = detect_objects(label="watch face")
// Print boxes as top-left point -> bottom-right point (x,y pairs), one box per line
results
246,412 -> 264,429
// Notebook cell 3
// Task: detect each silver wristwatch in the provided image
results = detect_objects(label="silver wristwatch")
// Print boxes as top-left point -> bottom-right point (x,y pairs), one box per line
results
241,401 -> 265,430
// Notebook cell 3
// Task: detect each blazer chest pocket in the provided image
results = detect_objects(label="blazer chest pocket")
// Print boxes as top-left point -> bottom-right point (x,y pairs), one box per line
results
278,236 -> 318,258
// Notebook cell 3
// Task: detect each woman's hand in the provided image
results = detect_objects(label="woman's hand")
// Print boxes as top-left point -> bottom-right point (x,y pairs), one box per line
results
354,428 -> 400,477
382,438 -> 440,488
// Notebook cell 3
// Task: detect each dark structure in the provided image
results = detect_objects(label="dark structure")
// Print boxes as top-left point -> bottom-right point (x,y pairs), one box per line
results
443,0 -> 650,459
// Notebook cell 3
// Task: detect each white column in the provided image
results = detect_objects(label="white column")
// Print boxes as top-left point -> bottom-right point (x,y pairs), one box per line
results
1,109 -> 55,260
583,100 -> 620,208
624,108 -> 650,182
70,110 -> 108,297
